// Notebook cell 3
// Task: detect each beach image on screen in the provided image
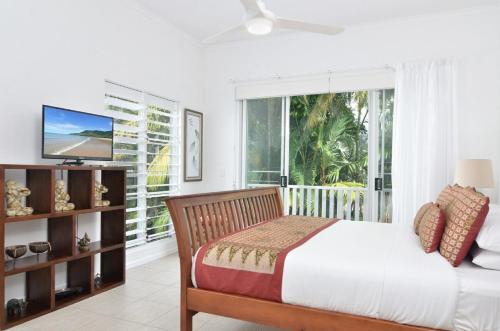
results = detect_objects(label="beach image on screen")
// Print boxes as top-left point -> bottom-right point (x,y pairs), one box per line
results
44,107 -> 113,159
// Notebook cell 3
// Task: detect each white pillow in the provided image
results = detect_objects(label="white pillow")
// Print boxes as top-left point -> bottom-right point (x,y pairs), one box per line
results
476,204 -> 500,253
471,247 -> 500,271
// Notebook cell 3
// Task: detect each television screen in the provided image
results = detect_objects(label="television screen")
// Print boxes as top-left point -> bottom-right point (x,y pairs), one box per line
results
43,105 -> 114,161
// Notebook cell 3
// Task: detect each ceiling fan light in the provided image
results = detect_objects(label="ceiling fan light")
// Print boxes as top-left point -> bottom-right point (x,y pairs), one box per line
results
245,17 -> 273,35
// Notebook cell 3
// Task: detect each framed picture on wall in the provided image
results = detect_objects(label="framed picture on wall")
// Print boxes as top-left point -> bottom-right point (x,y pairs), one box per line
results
184,109 -> 203,182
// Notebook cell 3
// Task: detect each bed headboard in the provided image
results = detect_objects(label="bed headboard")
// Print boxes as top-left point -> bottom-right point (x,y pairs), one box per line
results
166,187 -> 283,260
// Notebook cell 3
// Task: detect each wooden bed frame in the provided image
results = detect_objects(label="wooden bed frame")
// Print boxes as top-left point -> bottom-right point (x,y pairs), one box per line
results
166,187 -> 438,331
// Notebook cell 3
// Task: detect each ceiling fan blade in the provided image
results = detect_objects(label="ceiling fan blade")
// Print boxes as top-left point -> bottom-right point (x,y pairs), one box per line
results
276,18 -> 344,35
203,24 -> 247,44
240,0 -> 263,16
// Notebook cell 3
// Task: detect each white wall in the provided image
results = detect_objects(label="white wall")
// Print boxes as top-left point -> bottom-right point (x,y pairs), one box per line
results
0,0 -> 205,300
0,0 -> 206,192
203,6 -> 500,202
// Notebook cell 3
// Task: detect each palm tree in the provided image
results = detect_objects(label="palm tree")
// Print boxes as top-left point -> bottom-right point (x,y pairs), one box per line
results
289,92 -> 369,187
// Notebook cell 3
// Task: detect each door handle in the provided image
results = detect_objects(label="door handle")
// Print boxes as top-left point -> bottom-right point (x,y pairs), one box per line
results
375,177 -> 383,191
280,176 -> 288,188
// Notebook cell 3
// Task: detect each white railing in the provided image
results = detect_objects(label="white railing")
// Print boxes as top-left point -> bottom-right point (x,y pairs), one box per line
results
285,185 -> 367,221
248,184 -> 393,222
248,184 -> 369,221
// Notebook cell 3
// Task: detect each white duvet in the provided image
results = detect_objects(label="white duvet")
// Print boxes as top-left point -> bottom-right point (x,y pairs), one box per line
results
194,220 -> 500,330
283,220 -> 457,330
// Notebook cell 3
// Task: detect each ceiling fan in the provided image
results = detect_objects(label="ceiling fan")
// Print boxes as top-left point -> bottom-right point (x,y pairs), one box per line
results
203,0 -> 344,43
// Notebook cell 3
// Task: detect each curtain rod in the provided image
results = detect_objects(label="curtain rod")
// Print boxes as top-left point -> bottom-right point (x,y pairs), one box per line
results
229,64 -> 395,85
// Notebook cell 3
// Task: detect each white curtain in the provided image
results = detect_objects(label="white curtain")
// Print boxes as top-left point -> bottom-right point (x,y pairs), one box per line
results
392,59 -> 457,224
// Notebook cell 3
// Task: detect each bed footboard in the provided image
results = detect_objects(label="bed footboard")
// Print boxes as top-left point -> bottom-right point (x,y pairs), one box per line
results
165,187 -> 283,331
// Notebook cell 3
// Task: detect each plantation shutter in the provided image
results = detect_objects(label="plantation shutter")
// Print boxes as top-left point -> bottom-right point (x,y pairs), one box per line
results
144,94 -> 180,242
105,81 -> 180,248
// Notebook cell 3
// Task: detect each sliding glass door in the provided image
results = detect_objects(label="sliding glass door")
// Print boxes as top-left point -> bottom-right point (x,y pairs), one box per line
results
374,89 -> 394,222
243,98 -> 285,187
243,89 -> 393,222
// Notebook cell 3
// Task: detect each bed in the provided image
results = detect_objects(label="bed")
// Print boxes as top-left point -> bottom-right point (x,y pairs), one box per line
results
166,187 -> 500,331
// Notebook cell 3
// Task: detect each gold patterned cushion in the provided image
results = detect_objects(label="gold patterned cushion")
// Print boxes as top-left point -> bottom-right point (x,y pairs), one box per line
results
436,185 -> 455,210
418,204 -> 446,253
439,186 -> 490,267
414,202 -> 433,235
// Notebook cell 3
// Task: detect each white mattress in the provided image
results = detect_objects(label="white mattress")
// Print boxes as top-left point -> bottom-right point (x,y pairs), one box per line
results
193,220 -> 500,330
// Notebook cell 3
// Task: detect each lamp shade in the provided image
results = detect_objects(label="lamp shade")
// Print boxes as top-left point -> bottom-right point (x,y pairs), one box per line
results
454,159 -> 494,188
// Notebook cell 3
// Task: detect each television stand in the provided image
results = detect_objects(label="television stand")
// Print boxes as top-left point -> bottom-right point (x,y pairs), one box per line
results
59,159 -> 84,166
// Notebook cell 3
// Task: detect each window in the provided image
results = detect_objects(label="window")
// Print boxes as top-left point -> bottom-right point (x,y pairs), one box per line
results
105,81 -> 180,247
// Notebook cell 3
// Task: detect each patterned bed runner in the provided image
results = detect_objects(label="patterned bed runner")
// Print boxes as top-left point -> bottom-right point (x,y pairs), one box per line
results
194,215 -> 338,302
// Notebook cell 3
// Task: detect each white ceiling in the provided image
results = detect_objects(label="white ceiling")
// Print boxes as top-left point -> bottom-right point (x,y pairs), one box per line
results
136,0 -> 498,42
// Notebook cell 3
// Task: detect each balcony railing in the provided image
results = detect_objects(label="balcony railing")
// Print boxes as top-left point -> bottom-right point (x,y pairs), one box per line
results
248,184 -> 392,222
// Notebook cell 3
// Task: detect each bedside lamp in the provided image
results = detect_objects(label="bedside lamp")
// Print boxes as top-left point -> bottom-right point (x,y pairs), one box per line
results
454,159 -> 494,188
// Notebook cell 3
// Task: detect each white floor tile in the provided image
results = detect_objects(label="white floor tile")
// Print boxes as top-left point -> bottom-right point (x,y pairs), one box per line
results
9,253 -> 281,331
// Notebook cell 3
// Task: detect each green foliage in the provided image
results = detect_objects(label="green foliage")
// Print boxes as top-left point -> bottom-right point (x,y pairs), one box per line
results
289,92 -> 369,187
146,106 -> 172,239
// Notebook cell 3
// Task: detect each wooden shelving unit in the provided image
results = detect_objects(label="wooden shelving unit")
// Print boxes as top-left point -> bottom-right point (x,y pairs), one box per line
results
0,164 -> 126,330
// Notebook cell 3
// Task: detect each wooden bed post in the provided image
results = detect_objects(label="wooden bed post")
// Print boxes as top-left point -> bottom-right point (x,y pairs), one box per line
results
180,276 -> 193,331
166,197 -> 195,331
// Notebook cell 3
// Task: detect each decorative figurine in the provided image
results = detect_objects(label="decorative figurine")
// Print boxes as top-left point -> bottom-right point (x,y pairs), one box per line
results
95,181 -> 110,207
5,180 -> 34,217
94,273 -> 103,289
6,299 -> 28,318
77,233 -> 91,252
54,180 -> 75,212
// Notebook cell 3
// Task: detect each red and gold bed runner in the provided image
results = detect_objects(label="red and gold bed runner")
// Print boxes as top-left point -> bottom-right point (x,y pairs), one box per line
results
194,215 -> 338,302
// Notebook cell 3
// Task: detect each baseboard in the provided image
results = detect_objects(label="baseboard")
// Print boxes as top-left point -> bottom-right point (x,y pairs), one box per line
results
125,237 -> 178,269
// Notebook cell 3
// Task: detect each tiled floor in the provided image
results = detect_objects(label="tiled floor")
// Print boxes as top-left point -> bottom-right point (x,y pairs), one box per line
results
11,254 -> 283,331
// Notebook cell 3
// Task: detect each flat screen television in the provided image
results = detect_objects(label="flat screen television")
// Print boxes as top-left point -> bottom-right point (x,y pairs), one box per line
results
42,105 -> 114,163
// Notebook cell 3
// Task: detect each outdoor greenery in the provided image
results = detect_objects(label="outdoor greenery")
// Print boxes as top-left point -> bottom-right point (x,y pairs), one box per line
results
145,104 -> 173,241
289,92 -> 369,187
246,91 -> 394,191
110,101 -> 174,244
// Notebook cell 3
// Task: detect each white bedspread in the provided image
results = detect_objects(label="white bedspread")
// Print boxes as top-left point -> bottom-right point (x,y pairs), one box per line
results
282,220 -> 458,330
454,261 -> 500,331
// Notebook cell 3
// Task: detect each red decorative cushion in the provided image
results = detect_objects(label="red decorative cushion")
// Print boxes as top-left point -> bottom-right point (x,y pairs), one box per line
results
439,186 -> 490,267
418,204 -> 446,253
436,185 -> 455,210
414,202 -> 433,235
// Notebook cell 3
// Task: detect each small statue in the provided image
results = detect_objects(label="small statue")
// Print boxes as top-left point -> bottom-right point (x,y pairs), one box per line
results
5,180 -> 34,217
6,298 -> 28,318
94,273 -> 103,289
55,180 -> 75,212
95,181 -> 110,207
77,233 -> 91,252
